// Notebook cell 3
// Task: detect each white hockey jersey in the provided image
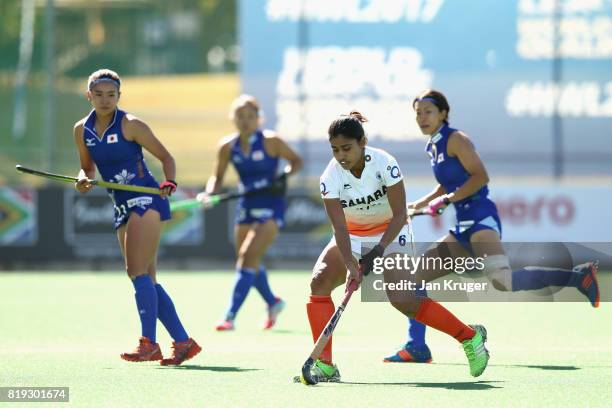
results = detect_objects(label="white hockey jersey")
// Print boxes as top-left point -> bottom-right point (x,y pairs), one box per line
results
320,146 -> 403,236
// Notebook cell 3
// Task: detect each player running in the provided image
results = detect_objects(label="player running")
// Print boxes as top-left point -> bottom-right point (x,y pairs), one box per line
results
73,69 -> 201,365
306,111 -> 489,382
206,95 -> 303,331
384,89 -> 600,363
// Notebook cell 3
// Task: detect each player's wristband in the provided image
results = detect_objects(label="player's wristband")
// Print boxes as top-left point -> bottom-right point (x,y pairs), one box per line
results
443,196 -> 451,205
359,244 -> 385,276
427,196 -> 448,216
160,180 -> 178,194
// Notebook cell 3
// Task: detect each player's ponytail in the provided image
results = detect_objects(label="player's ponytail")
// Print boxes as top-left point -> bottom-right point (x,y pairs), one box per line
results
328,111 -> 367,141
348,111 -> 368,124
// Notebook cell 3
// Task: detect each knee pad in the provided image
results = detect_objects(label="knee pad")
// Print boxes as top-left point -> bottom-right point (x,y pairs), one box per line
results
483,254 -> 512,290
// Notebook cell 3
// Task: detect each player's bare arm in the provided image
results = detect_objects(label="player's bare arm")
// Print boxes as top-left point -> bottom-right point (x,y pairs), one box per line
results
264,131 -> 304,175
446,130 -> 489,203
323,198 -> 361,283
378,182 -> 408,248
206,141 -> 231,195
412,184 -> 446,209
73,121 -> 96,193
123,115 -> 176,182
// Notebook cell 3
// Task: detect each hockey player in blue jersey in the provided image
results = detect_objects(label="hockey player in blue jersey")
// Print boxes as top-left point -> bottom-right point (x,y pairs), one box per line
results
73,69 -> 201,365
205,94 -> 303,331
384,89 -> 600,363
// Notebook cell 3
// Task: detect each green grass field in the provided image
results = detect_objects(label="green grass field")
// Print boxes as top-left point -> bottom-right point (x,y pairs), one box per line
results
1,271 -> 610,407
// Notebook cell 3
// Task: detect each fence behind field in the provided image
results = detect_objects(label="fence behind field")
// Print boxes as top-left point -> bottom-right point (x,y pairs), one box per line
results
1,184 -> 612,269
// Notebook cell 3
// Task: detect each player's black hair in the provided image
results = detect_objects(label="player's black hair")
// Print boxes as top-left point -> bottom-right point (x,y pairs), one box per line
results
328,111 -> 368,141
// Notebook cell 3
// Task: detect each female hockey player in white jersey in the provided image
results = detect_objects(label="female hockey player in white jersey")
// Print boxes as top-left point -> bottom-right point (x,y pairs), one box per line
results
303,111 -> 489,382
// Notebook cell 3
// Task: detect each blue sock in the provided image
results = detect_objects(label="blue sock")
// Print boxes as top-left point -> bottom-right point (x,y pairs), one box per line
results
408,318 -> 427,347
227,268 -> 256,319
512,267 -> 581,291
132,275 -> 158,343
407,287 -> 427,347
155,284 -> 189,343
254,266 -> 277,306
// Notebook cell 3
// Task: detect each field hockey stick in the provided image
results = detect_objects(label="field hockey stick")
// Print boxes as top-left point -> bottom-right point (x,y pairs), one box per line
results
406,210 -> 417,258
169,174 -> 288,211
407,207 -> 444,218
407,207 -> 429,217
170,190 -> 247,211
16,165 -> 162,195
299,275 -> 361,386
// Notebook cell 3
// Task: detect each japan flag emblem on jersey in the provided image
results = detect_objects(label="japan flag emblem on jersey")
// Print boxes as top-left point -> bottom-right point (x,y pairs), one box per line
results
107,134 -> 118,144
252,150 -> 264,161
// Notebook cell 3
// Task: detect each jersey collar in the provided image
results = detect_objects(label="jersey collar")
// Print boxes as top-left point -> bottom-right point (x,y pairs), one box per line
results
84,108 -> 118,142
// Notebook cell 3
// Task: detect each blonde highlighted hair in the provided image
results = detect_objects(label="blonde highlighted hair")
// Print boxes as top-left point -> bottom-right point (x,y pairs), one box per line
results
87,68 -> 121,91
229,94 -> 263,120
